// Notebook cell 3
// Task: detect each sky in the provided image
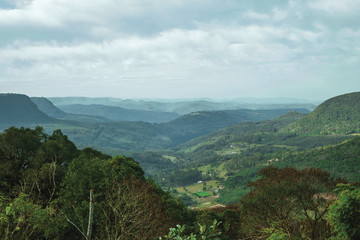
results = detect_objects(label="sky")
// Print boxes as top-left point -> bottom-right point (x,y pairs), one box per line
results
0,0 -> 359,100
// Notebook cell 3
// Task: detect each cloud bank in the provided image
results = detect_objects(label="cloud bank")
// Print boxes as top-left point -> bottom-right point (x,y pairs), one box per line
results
0,0 -> 359,99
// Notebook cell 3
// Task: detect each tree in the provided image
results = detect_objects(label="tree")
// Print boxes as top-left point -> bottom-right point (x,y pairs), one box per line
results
102,177 -> 172,239
57,154 -> 185,239
21,129 -> 79,206
0,193 -> 52,240
327,183 -> 360,240
239,167 -> 342,239
0,127 -> 46,195
159,219 -> 222,240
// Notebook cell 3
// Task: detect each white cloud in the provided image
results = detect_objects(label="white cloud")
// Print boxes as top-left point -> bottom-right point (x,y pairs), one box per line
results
309,0 -> 360,13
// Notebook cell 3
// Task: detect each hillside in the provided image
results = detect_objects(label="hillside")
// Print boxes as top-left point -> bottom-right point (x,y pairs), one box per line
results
31,97 -> 111,123
31,97 -> 67,118
285,92 -> 360,135
58,104 -> 180,123
151,108 -> 353,204
278,136 -> 360,181
175,110 -> 308,154
0,94 -> 55,126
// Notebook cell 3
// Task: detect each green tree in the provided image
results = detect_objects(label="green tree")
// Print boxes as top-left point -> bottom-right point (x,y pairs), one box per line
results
0,126 -> 46,195
0,193 -> 52,240
57,154 -> 187,239
327,183 -> 360,240
159,219 -> 222,240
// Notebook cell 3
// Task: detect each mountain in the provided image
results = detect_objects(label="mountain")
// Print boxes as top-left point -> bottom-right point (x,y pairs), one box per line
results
225,108 -> 310,122
49,97 -> 317,115
31,98 -> 113,123
161,111 -> 241,144
174,110 -> 307,154
159,109 -> 311,145
31,97 -> 67,118
0,94 -> 55,126
285,92 -> 360,135
57,104 -> 180,123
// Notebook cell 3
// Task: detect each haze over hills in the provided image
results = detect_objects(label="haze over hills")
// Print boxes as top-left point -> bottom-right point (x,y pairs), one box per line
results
58,104 -> 180,123
49,96 -> 317,115
31,97 -> 111,123
0,93 -> 312,152
0,94 -> 55,125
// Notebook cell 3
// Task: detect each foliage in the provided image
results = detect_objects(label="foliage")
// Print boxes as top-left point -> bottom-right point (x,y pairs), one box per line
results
327,184 -> 360,240
0,193 -> 52,240
159,219 -> 222,240
101,177 -> 173,239
0,126 -> 194,239
239,167 -> 342,239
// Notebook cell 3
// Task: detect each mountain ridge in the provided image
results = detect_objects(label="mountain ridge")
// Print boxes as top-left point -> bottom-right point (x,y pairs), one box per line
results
0,94 -> 55,126
284,92 -> 360,135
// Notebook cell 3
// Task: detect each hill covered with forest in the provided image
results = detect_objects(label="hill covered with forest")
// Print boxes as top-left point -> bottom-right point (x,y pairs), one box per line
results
285,91 -> 360,134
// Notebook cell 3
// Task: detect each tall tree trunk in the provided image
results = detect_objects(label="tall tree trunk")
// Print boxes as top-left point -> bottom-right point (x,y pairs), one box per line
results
86,190 -> 94,240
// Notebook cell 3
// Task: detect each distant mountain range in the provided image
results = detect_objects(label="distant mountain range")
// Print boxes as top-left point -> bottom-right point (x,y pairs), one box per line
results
57,104 -> 180,123
0,93 -> 313,152
48,96 -> 317,115
1,92 -> 360,152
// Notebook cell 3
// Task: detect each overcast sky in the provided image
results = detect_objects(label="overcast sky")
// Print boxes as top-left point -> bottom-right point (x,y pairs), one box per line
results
0,0 -> 359,100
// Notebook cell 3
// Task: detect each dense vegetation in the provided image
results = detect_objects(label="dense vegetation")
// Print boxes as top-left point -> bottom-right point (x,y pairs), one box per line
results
1,127 -> 358,239
0,127 -> 194,239
286,92 -> 360,135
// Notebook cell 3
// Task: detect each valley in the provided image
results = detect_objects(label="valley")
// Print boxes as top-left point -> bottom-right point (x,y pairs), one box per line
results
1,92 -> 360,239
2,92 -> 359,209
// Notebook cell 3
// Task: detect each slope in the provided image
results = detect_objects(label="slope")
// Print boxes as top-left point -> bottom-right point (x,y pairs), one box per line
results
278,136 -> 360,181
285,92 -> 360,135
0,94 -> 55,126
31,97 -> 111,123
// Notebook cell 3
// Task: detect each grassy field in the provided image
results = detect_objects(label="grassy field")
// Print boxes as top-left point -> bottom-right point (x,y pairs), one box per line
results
174,179 -> 224,208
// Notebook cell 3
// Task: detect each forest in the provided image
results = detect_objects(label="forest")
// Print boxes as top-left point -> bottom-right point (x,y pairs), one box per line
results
0,126 -> 359,239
